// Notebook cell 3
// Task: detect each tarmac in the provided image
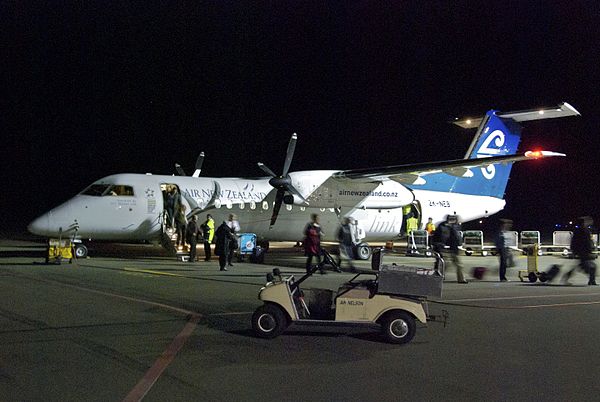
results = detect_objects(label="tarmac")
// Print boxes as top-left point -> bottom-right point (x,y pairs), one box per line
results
1,239 -> 600,401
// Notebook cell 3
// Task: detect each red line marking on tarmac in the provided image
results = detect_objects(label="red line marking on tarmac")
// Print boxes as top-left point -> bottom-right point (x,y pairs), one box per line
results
122,314 -> 201,402
31,280 -> 203,401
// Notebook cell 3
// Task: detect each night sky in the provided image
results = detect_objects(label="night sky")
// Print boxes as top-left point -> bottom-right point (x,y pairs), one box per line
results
3,2 -> 600,237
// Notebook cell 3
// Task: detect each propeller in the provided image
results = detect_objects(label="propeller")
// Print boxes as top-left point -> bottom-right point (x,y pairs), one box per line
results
174,152 -> 205,177
257,133 -> 308,227
175,163 -> 186,176
192,152 -> 205,178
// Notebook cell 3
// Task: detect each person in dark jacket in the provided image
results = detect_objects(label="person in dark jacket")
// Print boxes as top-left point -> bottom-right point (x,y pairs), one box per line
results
304,213 -> 325,274
432,214 -> 468,283
563,216 -> 597,285
186,215 -> 200,262
215,221 -> 236,271
495,219 -> 514,282
337,217 -> 356,272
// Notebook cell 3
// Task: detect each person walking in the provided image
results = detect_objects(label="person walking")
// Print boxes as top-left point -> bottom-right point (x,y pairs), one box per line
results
165,187 -> 175,228
563,216 -> 597,285
174,204 -> 187,250
215,221 -> 236,271
186,215 -> 200,262
201,213 -> 215,261
337,217 -> 357,272
304,213 -> 325,274
226,213 -> 240,266
432,214 -> 468,283
495,219 -> 514,282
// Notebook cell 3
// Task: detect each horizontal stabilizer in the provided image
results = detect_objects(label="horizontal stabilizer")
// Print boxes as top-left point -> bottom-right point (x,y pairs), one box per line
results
452,102 -> 580,128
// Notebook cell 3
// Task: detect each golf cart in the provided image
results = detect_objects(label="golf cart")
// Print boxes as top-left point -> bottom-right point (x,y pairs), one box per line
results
251,249 -> 448,344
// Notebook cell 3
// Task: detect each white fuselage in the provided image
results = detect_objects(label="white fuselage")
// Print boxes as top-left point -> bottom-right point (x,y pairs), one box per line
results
28,173 -> 505,243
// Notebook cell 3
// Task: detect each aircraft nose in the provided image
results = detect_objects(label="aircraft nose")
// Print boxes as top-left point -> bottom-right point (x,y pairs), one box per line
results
28,213 -> 50,236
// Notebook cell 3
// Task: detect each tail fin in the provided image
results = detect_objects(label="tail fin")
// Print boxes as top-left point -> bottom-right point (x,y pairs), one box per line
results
423,102 -> 579,198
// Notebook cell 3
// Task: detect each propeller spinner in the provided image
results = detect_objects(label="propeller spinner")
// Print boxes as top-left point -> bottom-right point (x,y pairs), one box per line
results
258,133 -> 308,227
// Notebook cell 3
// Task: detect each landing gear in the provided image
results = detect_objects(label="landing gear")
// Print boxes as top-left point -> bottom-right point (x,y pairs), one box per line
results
74,243 -> 88,259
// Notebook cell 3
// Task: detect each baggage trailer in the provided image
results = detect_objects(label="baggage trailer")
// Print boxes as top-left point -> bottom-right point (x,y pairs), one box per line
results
519,231 -> 542,255
252,250 -> 447,344
406,229 -> 432,257
462,230 -> 496,256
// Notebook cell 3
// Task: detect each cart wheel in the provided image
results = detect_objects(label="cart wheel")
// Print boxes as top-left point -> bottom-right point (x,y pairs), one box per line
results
381,310 -> 416,344
527,272 -> 538,283
355,243 -> 372,260
252,304 -> 288,339
539,272 -> 548,282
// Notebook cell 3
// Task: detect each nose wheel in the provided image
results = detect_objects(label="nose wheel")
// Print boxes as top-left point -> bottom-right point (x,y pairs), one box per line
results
74,244 -> 88,258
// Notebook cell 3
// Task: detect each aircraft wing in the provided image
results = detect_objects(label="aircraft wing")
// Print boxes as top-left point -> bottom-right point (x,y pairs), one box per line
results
332,151 -> 564,184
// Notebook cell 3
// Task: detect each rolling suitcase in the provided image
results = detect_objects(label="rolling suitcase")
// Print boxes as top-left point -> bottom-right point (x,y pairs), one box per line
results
539,264 -> 560,283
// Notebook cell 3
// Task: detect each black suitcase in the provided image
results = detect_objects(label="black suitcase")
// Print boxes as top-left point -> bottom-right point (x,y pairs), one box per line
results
539,264 -> 560,283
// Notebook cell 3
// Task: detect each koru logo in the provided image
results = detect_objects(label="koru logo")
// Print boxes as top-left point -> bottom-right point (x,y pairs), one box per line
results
476,128 -> 505,179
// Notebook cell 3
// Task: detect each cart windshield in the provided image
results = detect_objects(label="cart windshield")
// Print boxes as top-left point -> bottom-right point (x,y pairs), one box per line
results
81,184 -> 134,197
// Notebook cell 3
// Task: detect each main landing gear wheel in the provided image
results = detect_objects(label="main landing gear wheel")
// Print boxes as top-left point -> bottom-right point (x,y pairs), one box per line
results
381,310 -> 416,344
252,304 -> 288,339
355,243 -> 372,260
74,244 -> 88,259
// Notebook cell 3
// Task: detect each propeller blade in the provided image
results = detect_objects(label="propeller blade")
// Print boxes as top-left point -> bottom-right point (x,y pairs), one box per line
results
175,163 -> 186,176
192,152 -> 205,178
270,189 -> 285,227
282,133 -> 297,176
257,162 -> 277,178
287,184 -> 309,205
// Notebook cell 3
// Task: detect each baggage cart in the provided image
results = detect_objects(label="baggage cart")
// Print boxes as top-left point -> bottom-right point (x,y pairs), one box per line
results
462,230 -> 495,256
406,229 -> 432,257
46,238 -> 73,264
378,264 -> 444,298
519,231 -> 542,255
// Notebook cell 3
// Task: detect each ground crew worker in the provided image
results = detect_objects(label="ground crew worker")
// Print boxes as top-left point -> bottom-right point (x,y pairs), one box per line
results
406,215 -> 419,236
425,217 -> 435,235
201,214 -> 215,261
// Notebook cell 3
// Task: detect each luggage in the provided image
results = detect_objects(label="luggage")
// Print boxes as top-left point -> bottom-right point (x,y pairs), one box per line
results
249,246 -> 265,264
472,267 -> 486,280
539,264 -> 560,283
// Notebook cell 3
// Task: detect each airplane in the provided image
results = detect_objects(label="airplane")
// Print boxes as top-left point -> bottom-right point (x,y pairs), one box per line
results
28,102 -> 580,259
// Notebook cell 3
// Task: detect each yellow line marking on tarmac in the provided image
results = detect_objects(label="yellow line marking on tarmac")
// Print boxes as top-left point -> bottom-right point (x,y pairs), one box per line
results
123,268 -> 185,277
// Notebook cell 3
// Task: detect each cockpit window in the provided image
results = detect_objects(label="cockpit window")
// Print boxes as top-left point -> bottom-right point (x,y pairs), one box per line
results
108,185 -> 134,196
80,184 -> 135,197
81,184 -> 111,196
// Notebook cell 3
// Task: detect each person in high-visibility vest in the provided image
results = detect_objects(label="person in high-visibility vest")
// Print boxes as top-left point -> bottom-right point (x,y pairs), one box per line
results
406,215 -> 419,236
425,217 -> 436,235
201,214 -> 215,261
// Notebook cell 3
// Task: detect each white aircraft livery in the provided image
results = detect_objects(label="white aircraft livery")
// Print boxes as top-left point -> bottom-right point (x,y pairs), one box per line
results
28,102 -> 580,259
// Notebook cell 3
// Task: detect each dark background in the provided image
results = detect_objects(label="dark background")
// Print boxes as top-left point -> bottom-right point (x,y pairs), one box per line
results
3,2 -> 599,238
